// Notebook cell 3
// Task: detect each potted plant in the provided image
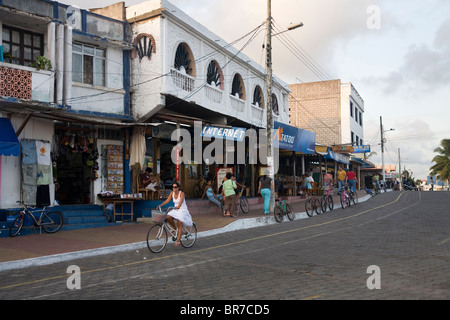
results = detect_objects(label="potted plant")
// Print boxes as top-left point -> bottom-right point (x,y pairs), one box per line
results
31,56 -> 52,71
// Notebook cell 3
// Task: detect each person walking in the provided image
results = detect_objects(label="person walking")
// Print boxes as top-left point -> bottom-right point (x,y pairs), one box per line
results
222,173 -> 237,217
258,172 -> 274,215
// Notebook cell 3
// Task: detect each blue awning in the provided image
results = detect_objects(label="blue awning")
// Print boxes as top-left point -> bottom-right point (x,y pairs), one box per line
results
0,118 -> 20,156
274,121 -> 316,155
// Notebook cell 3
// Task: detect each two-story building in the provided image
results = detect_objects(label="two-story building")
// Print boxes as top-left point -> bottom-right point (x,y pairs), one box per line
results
0,0 -> 134,208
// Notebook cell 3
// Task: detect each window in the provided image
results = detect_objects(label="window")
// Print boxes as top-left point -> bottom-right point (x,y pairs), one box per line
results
350,102 -> 354,117
359,111 -> 363,126
231,73 -> 245,100
2,25 -> 43,67
355,108 -> 358,122
351,131 -> 355,145
72,43 -> 106,86
252,85 -> 264,109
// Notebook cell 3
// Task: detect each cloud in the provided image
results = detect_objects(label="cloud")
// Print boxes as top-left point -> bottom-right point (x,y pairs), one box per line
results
370,18 -> 450,95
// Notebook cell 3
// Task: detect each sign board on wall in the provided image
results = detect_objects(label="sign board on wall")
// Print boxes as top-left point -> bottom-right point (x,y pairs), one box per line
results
215,167 -> 233,193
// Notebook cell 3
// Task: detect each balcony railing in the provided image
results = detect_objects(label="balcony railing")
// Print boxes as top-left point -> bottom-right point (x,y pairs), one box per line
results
0,62 -> 54,103
230,94 -> 245,113
204,83 -> 223,104
171,68 -> 194,92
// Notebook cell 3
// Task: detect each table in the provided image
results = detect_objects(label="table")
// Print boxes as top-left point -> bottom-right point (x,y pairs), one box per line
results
101,198 -> 140,222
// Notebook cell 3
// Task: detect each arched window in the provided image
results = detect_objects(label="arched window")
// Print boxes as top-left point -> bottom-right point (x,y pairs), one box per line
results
231,73 -> 245,100
272,93 -> 279,115
206,60 -> 224,90
253,85 -> 264,109
174,42 -> 196,76
132,34 -> 156,61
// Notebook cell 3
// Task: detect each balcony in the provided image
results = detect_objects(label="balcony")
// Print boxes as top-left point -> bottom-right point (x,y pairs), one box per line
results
170,68 -> 195,92
230,94 -> 245,113
0,62 -> 54,103
204,83 -> 223,104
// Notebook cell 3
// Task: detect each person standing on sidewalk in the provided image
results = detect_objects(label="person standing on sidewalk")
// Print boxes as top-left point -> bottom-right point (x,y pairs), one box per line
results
337,166 -> 347,195
258,173 -> 274,215
222,173 -> 237,217
346,167 -> 356,192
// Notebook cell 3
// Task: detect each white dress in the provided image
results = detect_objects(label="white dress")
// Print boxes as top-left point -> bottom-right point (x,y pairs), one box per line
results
168,191 -> 193,227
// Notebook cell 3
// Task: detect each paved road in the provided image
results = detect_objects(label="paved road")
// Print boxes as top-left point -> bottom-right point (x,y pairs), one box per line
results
0,191 -> 448,303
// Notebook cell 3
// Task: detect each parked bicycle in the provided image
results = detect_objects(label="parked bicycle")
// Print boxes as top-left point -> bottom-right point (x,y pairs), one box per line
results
274,198 -> 294,223
339,185 -> 352,209
9,201 -> 63,237
146,207 -> 197,253
236,186 -> 249,215
320,186 -> 334,213
305,195 -> 322,217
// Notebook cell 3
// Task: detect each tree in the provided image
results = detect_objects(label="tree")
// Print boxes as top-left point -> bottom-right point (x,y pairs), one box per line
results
430,139 -> 450,184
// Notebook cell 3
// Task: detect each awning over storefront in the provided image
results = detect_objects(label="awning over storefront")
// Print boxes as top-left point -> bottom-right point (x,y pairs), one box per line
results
0,118 -> 20,156
325,150 -> 350,165
274,121 -> 316,155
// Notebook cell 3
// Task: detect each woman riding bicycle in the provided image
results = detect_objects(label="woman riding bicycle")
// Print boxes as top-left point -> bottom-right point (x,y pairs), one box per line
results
158,181 -> 193,247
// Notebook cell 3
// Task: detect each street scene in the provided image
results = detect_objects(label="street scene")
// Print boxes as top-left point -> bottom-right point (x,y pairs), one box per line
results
0,191 -> 449,302
0,0 -> 450,304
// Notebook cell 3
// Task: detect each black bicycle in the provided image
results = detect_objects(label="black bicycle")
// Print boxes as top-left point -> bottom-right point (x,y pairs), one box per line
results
274,199 -> 294,223
9,201 -> 63,237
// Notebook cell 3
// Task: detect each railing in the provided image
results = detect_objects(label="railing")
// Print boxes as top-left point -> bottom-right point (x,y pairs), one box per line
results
204,83 -> 223,103
0,62 -> 54,103
230,94 -> 245,113
171,68 -> 195,92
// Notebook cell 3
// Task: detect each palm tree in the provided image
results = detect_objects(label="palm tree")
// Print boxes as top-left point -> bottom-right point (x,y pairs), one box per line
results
430,139 -> 450,184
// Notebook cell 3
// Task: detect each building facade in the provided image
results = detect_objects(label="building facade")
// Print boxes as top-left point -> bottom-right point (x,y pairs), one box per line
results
289,79 -> 364,147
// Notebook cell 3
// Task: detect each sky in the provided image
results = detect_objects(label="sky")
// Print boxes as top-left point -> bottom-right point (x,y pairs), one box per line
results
66,0 -> 450,180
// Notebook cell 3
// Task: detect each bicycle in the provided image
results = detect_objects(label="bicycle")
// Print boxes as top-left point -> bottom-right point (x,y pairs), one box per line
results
320,186 -> 334,213
305,194 -> 322,217
236,186 -> 249,215
339,185 -> 351,209
146,207 -> 197,253
349,188 -> 358,205
9,201 -> 63,237
274,198 -> 294,223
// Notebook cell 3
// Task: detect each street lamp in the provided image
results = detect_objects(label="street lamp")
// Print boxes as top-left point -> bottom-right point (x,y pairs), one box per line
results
266,0 -> 303,212
380,116 -> 395,185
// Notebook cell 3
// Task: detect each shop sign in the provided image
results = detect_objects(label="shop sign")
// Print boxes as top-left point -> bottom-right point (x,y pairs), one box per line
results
201,126 -> 246,142
274,121 -> 316,155
352,145 -> 371,153
332,145 -> 354,153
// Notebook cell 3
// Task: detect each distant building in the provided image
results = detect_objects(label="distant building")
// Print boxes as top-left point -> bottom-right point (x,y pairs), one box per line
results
289,79 -> 364,147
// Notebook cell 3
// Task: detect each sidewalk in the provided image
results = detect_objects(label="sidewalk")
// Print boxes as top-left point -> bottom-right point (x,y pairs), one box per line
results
0,192 -> 371,271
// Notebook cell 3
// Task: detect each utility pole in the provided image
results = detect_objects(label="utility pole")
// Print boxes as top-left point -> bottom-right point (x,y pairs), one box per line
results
398,148 -> 402,190
266,0 -> 275,213
380,116 -> 385,183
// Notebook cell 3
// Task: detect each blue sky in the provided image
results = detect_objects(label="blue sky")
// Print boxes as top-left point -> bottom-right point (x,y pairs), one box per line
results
68,0 -> 450,180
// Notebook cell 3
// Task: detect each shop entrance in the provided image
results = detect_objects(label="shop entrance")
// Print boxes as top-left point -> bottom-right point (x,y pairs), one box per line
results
54,127 -> 98,205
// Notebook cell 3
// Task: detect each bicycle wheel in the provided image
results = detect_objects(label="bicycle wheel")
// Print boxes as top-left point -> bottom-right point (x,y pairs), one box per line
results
314,199 -> 322,215
180,222 -> 197,248
147,224 -> 168,253
305,199 -> 314,217
351,191 -> 358,205
340,194 -> 347,209
320,196 -> 327,213
42,211 -> 63,233
285,203 -> 294,221
327,195 -> 334,211
239,196 -> 249,214
9,213 -> 25,237
274,205 -> 283,223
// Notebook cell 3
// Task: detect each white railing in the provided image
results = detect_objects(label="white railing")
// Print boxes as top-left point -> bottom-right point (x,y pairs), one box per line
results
230,94 -> 245,113
171,68 -> 195,92
205,83 -> 223,103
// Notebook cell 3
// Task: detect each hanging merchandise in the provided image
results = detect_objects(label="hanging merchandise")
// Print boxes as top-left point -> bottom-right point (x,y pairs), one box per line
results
21,139 -> 52,207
